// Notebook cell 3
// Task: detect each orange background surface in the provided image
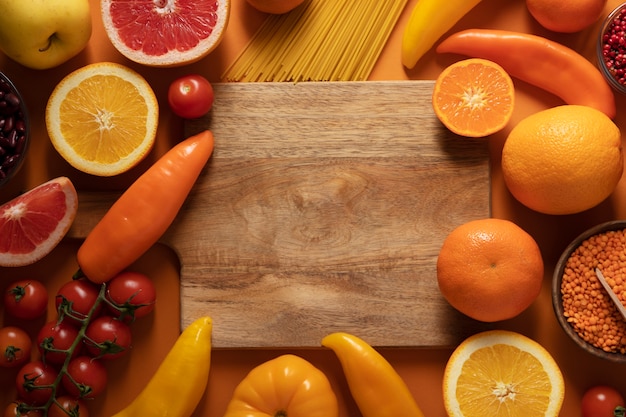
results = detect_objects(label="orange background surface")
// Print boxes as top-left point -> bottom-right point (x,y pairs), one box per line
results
2,0 -> 626,415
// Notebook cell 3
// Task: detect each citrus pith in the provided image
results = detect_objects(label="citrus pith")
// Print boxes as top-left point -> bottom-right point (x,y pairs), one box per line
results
0,177 -> 78,267
101,0 -> 230,67
432,58 -> 515,138
45,62 -> 159,177
443,330 -> 564,417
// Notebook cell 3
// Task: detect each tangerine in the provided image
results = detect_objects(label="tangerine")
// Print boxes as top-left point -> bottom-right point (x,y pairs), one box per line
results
432,58 -> 515,138
502,105 -> 623,215
436,218 -> 544,322
526,0 -> 608,33
0,177 -> 78,267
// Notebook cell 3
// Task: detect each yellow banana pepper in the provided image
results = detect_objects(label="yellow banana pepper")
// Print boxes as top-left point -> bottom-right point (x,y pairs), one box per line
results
322,332 -> 424,417
223,354 -> 339,417
401,0 -> 482,69
111,316 -> 212,417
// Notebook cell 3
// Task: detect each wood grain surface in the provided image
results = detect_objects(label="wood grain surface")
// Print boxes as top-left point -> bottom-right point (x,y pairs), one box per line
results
68,81 -> 492,348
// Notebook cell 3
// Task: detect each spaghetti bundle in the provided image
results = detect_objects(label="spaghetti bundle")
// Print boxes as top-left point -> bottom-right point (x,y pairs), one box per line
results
222,0 -> 408,82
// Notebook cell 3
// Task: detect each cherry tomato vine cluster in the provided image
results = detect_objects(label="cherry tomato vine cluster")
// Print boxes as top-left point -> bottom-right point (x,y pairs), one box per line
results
1,271 -> 156,417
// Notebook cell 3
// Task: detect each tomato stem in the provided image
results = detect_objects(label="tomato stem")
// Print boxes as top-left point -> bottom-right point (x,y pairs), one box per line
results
17,282 -> 124,417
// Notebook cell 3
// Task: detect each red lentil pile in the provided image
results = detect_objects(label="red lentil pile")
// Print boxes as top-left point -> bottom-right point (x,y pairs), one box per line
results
561,228 -> 626,354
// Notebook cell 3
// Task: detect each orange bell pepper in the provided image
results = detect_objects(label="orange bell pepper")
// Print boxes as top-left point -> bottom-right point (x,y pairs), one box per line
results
322,332 -> 425,417
223,354 -> 339,417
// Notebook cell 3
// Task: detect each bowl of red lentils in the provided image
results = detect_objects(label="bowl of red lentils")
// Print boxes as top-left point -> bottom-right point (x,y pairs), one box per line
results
553,220 -> 626,362
0,71 -> 29,187
598,2 -> 626,94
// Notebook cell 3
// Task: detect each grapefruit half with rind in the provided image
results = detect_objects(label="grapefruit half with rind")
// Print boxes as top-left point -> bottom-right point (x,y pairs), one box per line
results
101,0 -> 230,67
0,177 -> 78,267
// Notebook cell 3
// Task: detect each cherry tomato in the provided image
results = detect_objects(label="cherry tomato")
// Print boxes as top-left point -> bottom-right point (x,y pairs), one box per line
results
4,402 -> 43,417
106,271 -> 156,321
582,385 -> 625,417
37,320 -> 81,365
15,360 -> 58,405
4,279 -> 48,320
62,356 -> 107,399
84,315 -> 132,360
167,74 -> 214,119
49,396 -> 90,417
0,326 -> 32,368
56,278 -> 102,324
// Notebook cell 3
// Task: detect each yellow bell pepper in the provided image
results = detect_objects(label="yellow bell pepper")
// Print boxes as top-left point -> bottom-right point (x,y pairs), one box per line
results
322,332 -> 424,417
401,0 -> 482,69
111,316 -> 212,417
223,354 -> 339,417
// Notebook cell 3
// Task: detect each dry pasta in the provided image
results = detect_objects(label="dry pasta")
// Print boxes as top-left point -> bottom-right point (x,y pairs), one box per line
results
222,0 -> 408,82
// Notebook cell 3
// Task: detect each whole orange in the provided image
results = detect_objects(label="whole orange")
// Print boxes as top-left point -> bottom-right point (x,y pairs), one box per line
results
501,105 -> 623,215
246,0 -> 306,14
436,218 -> 544,322
526,0 -> 608,33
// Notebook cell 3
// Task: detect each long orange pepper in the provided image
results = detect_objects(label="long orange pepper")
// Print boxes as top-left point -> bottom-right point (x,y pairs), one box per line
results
77,130 -> 214,284
436,29 -> 616,119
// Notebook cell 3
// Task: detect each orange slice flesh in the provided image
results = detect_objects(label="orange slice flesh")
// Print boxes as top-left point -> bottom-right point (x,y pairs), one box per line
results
432,58 -> 515,138
443,330 -> 565,417
45,62 -> 158,177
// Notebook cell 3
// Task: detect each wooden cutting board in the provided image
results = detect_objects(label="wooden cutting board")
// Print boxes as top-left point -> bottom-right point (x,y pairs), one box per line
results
68,81 -> 492,348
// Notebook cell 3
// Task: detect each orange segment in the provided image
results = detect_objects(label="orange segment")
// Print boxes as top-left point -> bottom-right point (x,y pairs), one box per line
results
432,58 -> 515,137
443,330 -> 565,417
45,62 -> 158,177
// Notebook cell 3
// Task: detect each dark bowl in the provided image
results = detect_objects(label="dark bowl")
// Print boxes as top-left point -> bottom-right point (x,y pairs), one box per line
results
553,220 -> 626,363
597,2 -> 626,94
0,71 -> 29,188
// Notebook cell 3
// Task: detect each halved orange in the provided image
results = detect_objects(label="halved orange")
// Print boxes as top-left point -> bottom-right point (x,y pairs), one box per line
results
0,177 -> 78,267
443,330 -> 564,417
432,58 -> 515,138
45,62 -> 159,177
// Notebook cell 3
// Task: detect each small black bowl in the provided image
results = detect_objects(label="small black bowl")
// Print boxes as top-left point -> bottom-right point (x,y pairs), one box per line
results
0,71 -> 29,188
553,220 -> 626,363
597,2 -> 626,94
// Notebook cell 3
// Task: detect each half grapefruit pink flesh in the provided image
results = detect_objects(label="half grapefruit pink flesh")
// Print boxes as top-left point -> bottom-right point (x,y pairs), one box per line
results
0,177 -> 78,267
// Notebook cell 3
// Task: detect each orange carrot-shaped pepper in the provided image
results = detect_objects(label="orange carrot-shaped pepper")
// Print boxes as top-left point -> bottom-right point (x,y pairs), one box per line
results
77,130 -> 214,284
436,29 -> 616,119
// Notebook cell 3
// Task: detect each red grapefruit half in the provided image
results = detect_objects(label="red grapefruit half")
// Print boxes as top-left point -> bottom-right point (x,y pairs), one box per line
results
0,177 -> 78,267
101,0 -> 231,67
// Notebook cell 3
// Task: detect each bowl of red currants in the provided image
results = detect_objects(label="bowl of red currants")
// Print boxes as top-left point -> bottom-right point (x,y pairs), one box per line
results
598,2 -> 626,94
0,71 -> 29,187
